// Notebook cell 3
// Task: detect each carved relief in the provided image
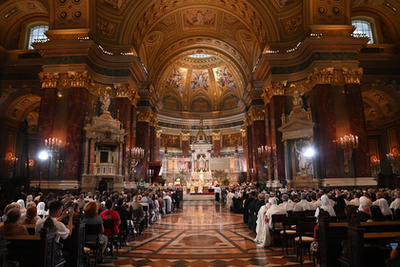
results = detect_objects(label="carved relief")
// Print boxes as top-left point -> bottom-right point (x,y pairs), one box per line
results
281,12 -> 303,36
96,16 -> 118,38
181,132 -> 191,141
262,81 -> 286,104
210,132 -> 221,141
309,68 -> 333,84
39,73 -> 60,88
240,128 -> 246,137
184,10 -> 215,26
53,0 -> 88,28
136,111 -> 153,123
342,68 -> 363,84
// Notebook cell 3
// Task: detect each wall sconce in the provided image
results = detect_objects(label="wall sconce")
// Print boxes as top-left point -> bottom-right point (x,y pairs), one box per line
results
386,147 -> 400,174
5,152 -> 18,178
128,147 -> 144,181
45,138 -> 64,176
370,155 -> 381,177
335,134 -> 358,173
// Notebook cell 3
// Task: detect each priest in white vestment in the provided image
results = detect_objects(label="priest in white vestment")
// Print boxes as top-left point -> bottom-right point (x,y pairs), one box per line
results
254,198 -> 287,247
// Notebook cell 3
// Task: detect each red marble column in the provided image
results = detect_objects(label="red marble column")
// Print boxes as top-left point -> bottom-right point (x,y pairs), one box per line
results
116,98 -> 133,181
35,88 -> 57,181
63,87 -> 88,181
253,120 -> 266,181
182,139 -> 189,158
246,125 -> 253,181
213,137 -> 221,157
155,131 -> 161,161
150,126 -> 155,162
270,95 -> 286,180
345,84 -> 371,177
313,84 -> 341,178
136,120 -> 150,182
241,130 -> 248,179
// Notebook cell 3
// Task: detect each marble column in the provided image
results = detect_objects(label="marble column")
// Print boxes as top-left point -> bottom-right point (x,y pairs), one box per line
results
253,119 -> 266,181
35,88 -> 57,181
155,130 -> 161,161
116,98 -> 134,181
345,84 -> 370,177
135,111 -> 153,182
313,84 -> 341,178
270,95 -> 286,181
246,124 -> 253,181
181,133 -> 190,158
63,87 -> 89,181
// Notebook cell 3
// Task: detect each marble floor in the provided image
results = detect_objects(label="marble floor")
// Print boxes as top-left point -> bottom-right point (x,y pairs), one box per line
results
98,199 -> 313,267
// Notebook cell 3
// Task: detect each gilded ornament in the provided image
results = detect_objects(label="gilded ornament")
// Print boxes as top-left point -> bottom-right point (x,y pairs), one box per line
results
240,128 -> 246,137
68,71 -> 90,87
181,132 -> 191,141
210,132 -> 221,140
39,72 -> 60,88
342,68 -> 363,84
309,68 -> 333,85
136,111 -> 153,123
156,130 -> 163,138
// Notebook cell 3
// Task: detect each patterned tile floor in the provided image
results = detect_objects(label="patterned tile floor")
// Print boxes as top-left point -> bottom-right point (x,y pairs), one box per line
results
98,200 -> 313,267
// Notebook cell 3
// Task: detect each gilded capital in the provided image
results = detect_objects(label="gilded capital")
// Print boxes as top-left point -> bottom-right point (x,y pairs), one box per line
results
262,81 -> 286,104
210,132 -> 221,140
156,130 -> 162,138
181,132 -> 191,141
342,68 -> 363,84
309,68 -> 333,85
68,71 -> 90,88
136,111 -> 153,123
240,128 -> 247,137
115,84 -> 140,107
150,116 -> 158,127
39,72 -> 59,88
249,110 -> 265,122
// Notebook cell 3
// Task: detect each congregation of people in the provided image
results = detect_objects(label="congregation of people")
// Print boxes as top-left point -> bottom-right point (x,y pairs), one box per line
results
0,186 -> 182,265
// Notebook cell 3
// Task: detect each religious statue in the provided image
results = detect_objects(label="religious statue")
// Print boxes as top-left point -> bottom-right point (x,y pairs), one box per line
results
198,154 -> 206,169
292,90 -> 304,109
294,141 -> 311,175
100,93 -> 111,113
190,181 -> 195,193
198,180 -> 203,193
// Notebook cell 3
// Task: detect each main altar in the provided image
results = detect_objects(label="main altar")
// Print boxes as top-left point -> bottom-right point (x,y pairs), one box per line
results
161,120 -> 242,192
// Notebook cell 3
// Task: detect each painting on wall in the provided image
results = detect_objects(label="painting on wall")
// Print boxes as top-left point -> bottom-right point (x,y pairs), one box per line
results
190,98 -> 211,112
214,67 -> 237,90
165,68 -> 186,93
190,71 -> 209,91
222,133 -> 242,148
184,10 -> 215,26
161,134 -> 181,148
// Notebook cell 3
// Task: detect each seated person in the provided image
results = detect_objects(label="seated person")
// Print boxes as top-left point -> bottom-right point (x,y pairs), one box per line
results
100,199 -> 121,236
356,198 -> 372,222
132,195 -> 146,235
35,200 -> 73,242
21,206 -> 39,225
84,201 -> 108,255
0,209 -> 28,236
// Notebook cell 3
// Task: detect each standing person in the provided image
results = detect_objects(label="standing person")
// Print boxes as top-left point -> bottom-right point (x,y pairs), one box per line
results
114,198 -> 132,245
215,185 -> 221,203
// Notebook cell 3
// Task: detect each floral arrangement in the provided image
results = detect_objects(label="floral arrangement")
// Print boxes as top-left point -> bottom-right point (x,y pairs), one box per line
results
196,168 -> 207,172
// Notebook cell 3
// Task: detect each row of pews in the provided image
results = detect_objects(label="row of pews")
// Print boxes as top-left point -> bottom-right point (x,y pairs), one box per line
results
0,219 -> 87,267
318,215 -> 400,267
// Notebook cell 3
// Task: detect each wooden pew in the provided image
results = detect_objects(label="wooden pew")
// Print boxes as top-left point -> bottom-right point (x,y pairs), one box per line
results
5,226 -> 66,267
339,220 -> 400,267
318,217 -> 348,267
61,219 -> 86,267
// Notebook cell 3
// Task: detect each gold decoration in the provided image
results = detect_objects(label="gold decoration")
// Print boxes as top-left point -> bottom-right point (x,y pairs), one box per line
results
68,71 -> 90,87
136,111 -> 153,123
248,110 -> 265,123
150,116 -> 158,127
342,68 -> 363,84
210,132 -> 221,140
156,130 -> 162,138
262,81 -> 286,104
181,132 -> 191,141
309,68 -> 333,85
114,84 -> 140,107
39,72 -> 59,88
240,128 -> 246,137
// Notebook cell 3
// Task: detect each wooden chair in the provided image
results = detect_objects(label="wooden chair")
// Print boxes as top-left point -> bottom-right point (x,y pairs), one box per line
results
271,214 -> 286,246
84,224 -> 104,266
103,219 -> 118,259
295,221 -> 316,263
281,215 -> 298,254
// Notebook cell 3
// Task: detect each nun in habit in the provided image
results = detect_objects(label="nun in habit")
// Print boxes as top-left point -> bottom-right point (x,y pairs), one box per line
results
254,198 -> 287,247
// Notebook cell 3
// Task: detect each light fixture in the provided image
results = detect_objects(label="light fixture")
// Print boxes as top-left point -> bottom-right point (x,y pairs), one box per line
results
387,147 -> 400,174
128,147 -> 145,181
335,134 -> 358,173
258,145 -> 276,180
44,138 -> 64,176
370,155 -> 381,177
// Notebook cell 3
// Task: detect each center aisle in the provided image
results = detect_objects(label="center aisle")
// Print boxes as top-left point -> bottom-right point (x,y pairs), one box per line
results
99,200 -> 313,267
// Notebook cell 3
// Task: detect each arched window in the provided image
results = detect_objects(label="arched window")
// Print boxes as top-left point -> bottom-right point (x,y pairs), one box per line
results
27,24 -> 49,49
351,20 -> 375,44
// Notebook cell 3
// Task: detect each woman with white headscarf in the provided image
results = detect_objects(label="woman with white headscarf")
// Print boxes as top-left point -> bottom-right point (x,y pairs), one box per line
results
376,198 -> 392,217
37,202 -> 48,218
16,199 -> 26,215
315,195 -> 336,218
